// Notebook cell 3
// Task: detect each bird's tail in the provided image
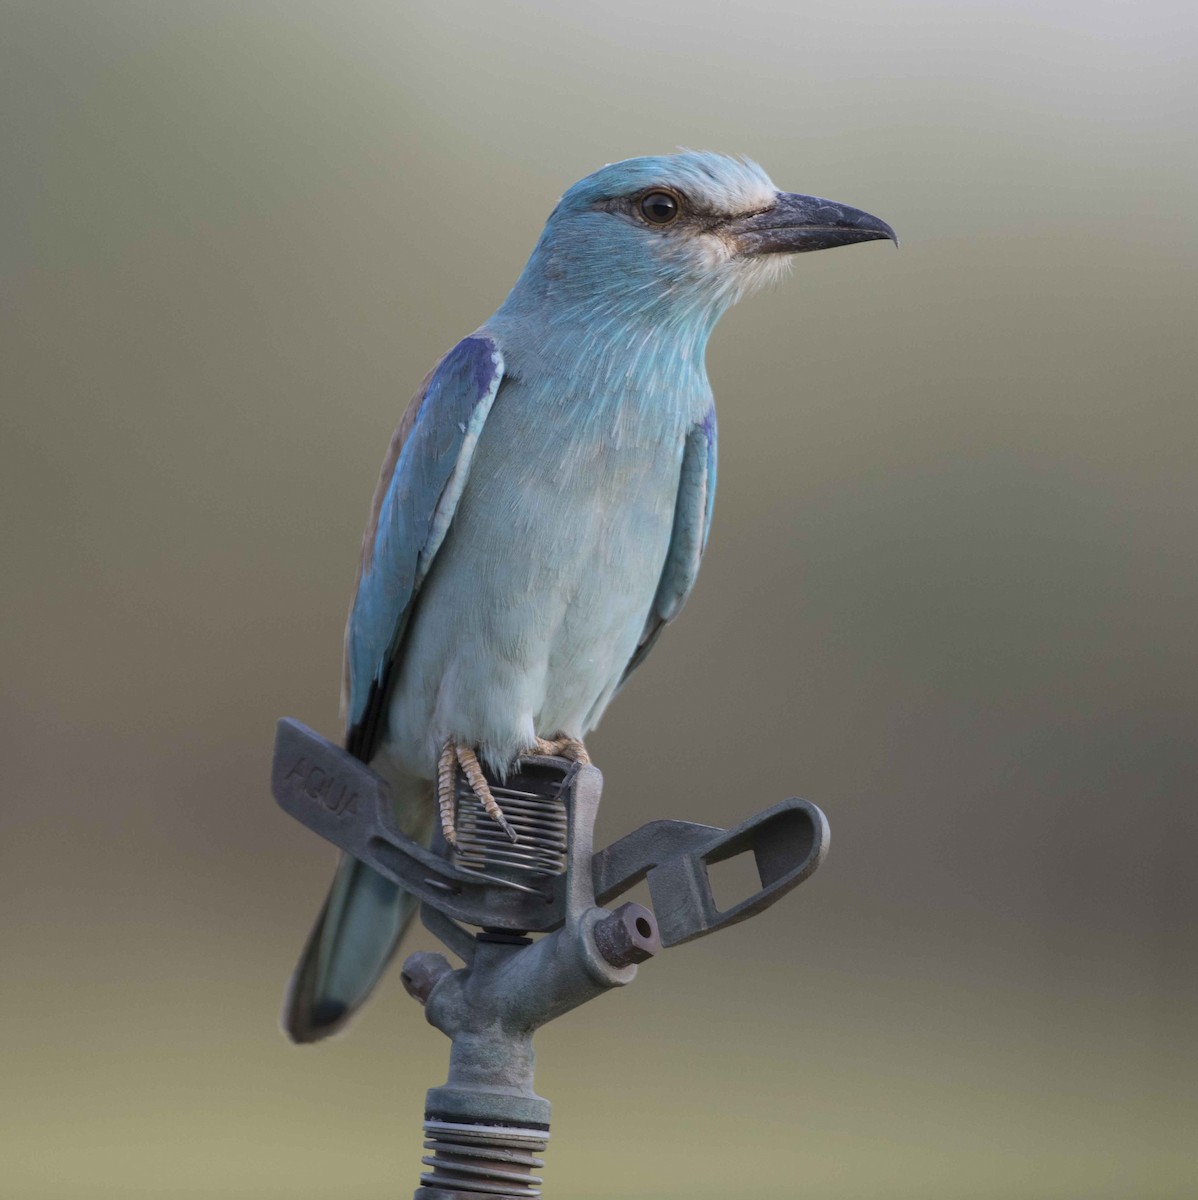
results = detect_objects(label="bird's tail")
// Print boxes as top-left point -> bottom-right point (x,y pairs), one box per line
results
282,775 -> 433,1044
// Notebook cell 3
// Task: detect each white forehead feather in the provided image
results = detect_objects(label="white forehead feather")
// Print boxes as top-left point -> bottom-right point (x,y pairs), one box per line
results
561,152 -> 778,217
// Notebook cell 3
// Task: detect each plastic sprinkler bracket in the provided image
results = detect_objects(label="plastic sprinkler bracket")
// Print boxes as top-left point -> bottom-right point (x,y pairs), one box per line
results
272,718 -> 830,1199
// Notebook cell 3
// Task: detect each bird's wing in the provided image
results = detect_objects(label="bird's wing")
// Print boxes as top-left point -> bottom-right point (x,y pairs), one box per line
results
343,334 -> 504,760
620,406 -> 717,685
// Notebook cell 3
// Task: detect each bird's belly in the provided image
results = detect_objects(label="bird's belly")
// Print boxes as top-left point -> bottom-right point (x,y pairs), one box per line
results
381,435 -> 682,778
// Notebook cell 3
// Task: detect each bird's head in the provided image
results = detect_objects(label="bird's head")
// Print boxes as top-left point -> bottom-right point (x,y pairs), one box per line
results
496,152 -> 895,339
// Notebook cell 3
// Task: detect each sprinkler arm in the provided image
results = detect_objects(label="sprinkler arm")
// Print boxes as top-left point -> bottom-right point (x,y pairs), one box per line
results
272,718 -> 829,947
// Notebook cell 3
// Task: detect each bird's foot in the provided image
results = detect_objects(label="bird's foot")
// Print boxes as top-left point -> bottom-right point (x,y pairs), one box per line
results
530,734 -> 591,765
437,740 -> 519,849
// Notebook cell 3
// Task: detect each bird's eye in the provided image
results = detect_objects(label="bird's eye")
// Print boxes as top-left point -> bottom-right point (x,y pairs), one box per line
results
639,190 -> 680,225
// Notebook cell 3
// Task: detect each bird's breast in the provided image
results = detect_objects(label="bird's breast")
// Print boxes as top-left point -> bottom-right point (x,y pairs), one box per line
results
383,366 -> 709,775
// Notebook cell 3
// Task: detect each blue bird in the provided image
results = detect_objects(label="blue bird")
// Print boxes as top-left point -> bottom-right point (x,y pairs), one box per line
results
284,152 -> 894,1042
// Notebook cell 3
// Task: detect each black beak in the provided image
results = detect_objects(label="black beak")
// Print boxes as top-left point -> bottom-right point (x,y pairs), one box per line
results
733,192 -> 897,255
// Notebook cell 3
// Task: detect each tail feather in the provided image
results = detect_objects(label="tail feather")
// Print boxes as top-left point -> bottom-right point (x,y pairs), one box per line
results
283,774 -> 433,1044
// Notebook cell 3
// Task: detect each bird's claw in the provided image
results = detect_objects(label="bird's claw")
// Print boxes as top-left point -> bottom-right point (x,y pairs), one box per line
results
437,736 -> 590,848
487,806 -> 519,843
438,741 -> 520,847
531,735 -> 591,765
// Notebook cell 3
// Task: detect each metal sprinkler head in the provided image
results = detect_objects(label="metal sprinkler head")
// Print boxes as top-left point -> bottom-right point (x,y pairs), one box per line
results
273,719 -> 829,1198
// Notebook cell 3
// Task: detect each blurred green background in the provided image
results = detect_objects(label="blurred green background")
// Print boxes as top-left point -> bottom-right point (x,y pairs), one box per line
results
3,2 -> 1195,1196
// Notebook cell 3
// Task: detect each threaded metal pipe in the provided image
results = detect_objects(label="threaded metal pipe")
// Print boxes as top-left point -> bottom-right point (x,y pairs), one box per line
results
418,1119 -> 549,1198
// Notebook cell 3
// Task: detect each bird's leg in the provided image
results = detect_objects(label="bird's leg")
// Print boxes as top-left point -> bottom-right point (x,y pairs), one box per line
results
437,740 -> 459,847
455,745 -> 519,843
531,734 -> 591,765
436,738 -> 585,849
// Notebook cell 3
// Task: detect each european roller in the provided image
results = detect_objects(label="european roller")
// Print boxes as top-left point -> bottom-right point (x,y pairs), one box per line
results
284,152 -> 894,1042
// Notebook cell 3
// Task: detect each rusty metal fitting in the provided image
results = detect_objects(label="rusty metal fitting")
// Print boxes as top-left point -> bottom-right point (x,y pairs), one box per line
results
592,902 -> 660,968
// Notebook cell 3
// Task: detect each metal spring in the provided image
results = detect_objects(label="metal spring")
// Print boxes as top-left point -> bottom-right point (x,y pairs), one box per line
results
421,1119 -> 548,1198
452,775 -> 568,893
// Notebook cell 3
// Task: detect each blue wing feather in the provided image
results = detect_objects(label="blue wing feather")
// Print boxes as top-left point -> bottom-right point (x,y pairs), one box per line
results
620,405 -> 717,684
344,335 -> 504,758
